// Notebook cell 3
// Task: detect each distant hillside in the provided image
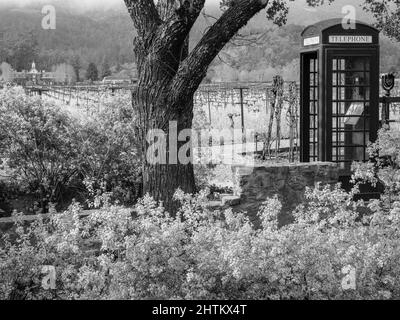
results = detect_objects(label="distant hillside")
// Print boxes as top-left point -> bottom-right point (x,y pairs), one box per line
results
0,0 -> 399,82
0,6 -> 135,72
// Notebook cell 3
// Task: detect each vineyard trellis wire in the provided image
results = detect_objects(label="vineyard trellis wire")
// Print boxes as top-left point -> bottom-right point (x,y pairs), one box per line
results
26,81 -> 302,162
20,78 -> 400,165
195,81 -> 301,162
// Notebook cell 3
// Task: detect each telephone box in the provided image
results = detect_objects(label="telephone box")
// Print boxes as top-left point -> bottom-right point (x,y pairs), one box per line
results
300,19 -> 380,179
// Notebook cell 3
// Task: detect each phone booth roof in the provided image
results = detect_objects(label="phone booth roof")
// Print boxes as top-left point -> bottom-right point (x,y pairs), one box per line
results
301,18 -> 380,49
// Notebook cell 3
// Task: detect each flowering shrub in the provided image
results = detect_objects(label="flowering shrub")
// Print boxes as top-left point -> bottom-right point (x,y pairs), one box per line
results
352,127 -> 400,218
2,180 -> 400,300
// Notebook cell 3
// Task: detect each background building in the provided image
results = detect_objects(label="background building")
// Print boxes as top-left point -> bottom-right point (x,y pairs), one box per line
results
12,62 -> 55,86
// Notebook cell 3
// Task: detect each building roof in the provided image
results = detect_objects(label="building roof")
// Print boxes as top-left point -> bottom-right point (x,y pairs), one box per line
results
103,75 -> 131,81
28,61 -> 39,74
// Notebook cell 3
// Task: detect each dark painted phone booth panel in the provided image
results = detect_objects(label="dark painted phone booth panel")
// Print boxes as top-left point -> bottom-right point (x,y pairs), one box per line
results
300,19 -> 380,180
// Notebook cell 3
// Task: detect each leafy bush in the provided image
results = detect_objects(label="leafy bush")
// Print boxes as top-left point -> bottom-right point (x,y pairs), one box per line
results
0,87 -> 141,211
0,87 -> 81,209
71,92 -> 142,206
352,127 -> 400,213
1,180 -> 400,300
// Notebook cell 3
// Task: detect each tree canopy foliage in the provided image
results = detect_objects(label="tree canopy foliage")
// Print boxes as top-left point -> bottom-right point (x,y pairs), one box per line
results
86,62 -> 99,81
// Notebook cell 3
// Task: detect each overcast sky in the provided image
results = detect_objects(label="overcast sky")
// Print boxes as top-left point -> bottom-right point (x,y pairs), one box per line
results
0,0 -> 221,9
0,0 -> 361,10
0,0 -> 124,10
0,0 -> 369,23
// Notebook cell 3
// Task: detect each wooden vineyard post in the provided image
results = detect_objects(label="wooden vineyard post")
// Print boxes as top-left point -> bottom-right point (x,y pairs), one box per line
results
273,76 -> 284,159
239,87 -> 245,137
287,82 -> 299,162
263,86 -> 275,159
207,90 -> 212,125
263,76 -> 284,159
234,87 -> 248,144
76,87 -> 79,106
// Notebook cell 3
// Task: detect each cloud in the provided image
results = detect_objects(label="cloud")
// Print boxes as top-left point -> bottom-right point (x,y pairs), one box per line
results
0,0 -> 124,11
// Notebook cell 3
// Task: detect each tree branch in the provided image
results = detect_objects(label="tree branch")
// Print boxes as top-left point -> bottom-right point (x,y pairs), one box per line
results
124,0 -> 161,36
137,0 -> 206,84
169,0 -> 270,107
153,0 -> 206,54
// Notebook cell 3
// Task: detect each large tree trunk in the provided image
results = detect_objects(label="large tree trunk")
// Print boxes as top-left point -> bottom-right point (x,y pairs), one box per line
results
137,87 -> 196,212
124,0 -> 273,213
133,28 -> 196,212
143,162 -> 196,210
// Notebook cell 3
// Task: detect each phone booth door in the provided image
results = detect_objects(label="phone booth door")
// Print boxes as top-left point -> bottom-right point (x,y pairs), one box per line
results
327,53 -> 377,174
300,51 -> 320,163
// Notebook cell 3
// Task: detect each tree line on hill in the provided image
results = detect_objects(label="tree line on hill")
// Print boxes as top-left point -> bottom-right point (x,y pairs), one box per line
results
1,2 -> 400,85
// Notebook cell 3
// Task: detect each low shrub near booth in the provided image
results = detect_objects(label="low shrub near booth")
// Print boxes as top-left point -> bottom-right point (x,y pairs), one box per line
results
352,127 -> 400,208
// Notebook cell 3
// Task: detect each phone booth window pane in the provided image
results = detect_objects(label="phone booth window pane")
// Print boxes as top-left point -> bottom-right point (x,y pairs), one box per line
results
331,56 -> 371,169
309,57 -> 318,162
339,74 -> 345,86
310,88 -> 315,98
344,147 -> 367,161
339,102 -> 345,114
